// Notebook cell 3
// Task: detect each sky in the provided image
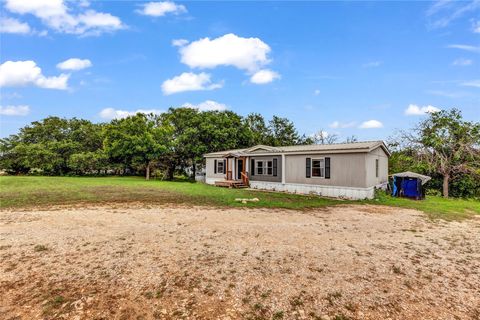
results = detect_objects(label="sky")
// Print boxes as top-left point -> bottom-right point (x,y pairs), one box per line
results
1,0 -> 479,141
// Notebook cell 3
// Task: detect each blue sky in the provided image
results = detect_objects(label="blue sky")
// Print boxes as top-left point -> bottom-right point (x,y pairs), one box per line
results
1,0 -> 479,141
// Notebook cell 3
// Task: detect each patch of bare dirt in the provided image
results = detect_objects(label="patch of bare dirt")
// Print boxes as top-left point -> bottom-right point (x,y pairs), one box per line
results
0,205 -> 479,320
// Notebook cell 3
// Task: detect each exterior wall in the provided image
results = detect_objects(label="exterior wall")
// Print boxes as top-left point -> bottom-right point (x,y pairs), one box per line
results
284,153 -> 368,188
249,156 -> 282,183
249,181 -> 375,200
205,157 -> 230,184
365,147 -> 389,187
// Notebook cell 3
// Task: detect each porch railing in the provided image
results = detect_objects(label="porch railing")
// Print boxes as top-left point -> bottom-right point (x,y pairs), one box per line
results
241,172 -> 249,186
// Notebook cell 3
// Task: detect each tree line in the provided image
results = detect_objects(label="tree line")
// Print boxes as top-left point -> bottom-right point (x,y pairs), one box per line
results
1,107 -> 478,198
0,108 -> 312,180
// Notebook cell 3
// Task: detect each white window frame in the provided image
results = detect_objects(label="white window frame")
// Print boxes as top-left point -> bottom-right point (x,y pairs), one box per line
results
217,160 -> 225,174
255,160 -> 273,176
311,158 -> 325,178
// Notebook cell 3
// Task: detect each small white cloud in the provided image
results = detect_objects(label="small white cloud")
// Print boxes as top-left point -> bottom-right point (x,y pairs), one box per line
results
404,104 -> 440,116
161,72 -> 223,95
329,121 -> 356,129
99,107 -> 163,120
0,17 -> 31,34
172,38 -> 188,47
362,61 -> 383,68
473,20 -> 480,33
313,89 -> 320,96
182,100 -> 228,112
359,120 -> 383,129
57,58 -> 92,71
0,60 -> 69,90
179,33 -> 271,72
4,0 -> 124,36
137,1 -> 187,17
249,69 -> 280,84
0,105 -> 30,116
452,58 -> 473,66
460,79 -> 480,88
447,44 -> 480,53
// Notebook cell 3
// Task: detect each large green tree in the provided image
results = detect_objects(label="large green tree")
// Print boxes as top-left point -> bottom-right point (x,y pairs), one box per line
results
104,113 -> 172,180
403,109 -> 480,198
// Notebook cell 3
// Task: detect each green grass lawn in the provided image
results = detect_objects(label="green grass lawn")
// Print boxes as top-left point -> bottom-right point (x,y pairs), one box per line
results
1,176 -> 478,220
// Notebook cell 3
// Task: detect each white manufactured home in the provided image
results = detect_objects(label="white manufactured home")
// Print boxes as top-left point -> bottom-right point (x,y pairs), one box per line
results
204,141 -> 390,200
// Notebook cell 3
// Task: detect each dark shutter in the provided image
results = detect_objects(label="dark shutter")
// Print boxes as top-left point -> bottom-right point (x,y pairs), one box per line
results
250,159 -> 255,176
273,158 -> 278,176
325,157 -> 331,179
223,160 -> 226,174
214,160 -> 217,174
306,158 -> 311,178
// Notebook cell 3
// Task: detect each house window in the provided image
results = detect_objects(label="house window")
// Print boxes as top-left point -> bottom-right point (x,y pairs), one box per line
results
217,161 -> 224,174
256,160 -> 273,175
311,159 -> 325,177
256,161 -> 263,175
375,159 -> 379,178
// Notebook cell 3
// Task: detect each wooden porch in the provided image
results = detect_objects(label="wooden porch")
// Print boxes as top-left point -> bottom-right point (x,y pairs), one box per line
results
214,154 -> 249,188
214,180 -> 248,188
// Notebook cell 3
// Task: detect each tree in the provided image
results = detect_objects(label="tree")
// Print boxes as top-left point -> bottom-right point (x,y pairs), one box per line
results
404,109 -> 480,198
0,117 -> 105,175
344,135 -> 358,143
312,130 -> 338,144
267,116 -> 301,146
244,113 -> 270,145
104,113 -> 172,180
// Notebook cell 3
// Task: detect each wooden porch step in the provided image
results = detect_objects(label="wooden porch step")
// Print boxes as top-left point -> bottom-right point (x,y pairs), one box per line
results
215,180 -> 248,188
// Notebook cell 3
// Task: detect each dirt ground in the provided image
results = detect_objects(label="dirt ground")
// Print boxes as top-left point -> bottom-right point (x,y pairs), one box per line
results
0,204 -> 479,320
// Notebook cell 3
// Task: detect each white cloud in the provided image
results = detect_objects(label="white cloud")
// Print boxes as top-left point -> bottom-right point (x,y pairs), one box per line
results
249,69 -> 280,84
460,79 -> 480,88
57,58 -> 92,71
99,108 -> 164,120
0,17 -> 31,34
313,89 -> 320,96
137,1 -> 187,17
362,61 -> 383,68
0,60 -> 69,90
473,20 -> 480,33
172,38 -> 188,47
0,105 -> 30,116
4,0 -> 124,36
179,33 -> 272,72
182,100 -> 228,112
452,58 -> 473,66
426,0 -> 480,29
404,104 -> 440,116
447,44 -> 480,53
359,120 -> 383,129
161,72 -> 223,95
329,121 -> 356,129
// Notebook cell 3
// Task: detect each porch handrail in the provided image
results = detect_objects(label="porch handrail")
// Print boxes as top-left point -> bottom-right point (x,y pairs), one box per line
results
241,172 -> 249,185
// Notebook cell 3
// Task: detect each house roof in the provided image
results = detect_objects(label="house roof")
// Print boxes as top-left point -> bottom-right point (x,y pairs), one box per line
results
204,140 -> 390,157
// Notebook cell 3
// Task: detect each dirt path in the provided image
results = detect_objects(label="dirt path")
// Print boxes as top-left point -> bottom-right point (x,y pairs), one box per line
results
1,204 -> 479,320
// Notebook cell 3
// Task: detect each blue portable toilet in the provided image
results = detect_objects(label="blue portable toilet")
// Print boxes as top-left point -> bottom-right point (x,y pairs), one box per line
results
391,171 -> 431,200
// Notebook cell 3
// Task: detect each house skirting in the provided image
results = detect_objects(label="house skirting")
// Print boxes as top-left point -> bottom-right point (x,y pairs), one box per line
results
249,181 -> 375,200
206,177 -> 225,185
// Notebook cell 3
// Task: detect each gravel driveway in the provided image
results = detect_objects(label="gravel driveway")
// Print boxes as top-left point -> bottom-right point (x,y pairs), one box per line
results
1,204 -> 479,320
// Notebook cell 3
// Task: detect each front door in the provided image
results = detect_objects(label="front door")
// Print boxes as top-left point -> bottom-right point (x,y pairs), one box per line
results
237,159 -> 243,180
